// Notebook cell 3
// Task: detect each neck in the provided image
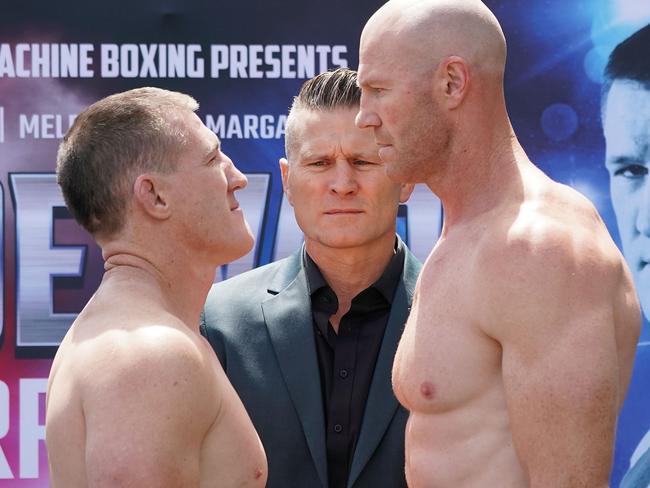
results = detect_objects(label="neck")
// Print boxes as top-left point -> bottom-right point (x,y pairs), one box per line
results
101,242 -> 215,331
305,231 -> 396,327
427,113 -> 529,228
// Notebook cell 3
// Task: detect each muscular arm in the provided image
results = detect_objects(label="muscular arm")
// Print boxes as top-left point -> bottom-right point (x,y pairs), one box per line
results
482,227 -> 639,487
78,326 -> 219,487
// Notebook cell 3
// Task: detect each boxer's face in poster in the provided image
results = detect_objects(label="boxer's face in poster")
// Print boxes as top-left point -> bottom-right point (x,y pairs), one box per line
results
604,79 -> 650,318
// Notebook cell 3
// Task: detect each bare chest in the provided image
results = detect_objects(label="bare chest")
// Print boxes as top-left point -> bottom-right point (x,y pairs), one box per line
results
200,361 -> 267,487
393,245 -> 501,414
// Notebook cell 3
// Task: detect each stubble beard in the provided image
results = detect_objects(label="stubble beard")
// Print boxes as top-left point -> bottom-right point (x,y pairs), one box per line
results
397,115 -> 451,184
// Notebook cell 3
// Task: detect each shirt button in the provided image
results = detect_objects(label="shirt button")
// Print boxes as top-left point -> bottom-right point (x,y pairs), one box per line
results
333,424 -> 343,433
339,369 -> 348,378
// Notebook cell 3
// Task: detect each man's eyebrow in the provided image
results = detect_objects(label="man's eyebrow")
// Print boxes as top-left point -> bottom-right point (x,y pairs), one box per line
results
357,77 -> 370,88
357,73 -> 382,87
299,149 -> 332,160
605,156 -> 645,167
349,152 -> 378,161
203,141 -> 221,161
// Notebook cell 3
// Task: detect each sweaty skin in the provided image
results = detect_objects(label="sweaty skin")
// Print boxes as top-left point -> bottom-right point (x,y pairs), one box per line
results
357,1 -> 641,486
46,109 -> 267,488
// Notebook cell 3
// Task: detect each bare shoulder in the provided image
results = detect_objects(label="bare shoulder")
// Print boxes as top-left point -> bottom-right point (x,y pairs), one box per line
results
472,179 -> 640,485
68,321 -> 222,486
484,182 -> 623,285
75,321 -> 219,404
476,181 -> 638,340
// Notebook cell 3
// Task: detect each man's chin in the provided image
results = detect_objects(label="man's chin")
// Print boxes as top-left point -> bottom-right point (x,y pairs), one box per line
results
314,234 -> 371,250
219,232 -> 255,265
238,232 -> 256,256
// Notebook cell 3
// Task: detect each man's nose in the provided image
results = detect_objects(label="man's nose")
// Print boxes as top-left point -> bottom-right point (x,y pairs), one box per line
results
355,100 -> 381,129
636,180 -> 650,236
227,159 -> 248,191
329,162 -> 359,195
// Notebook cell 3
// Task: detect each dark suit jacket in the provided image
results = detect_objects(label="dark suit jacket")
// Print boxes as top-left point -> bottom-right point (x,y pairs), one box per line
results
200,241 -> 421,488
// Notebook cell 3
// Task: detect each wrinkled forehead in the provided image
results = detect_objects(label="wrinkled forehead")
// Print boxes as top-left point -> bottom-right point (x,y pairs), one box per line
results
291,108 -> 378,157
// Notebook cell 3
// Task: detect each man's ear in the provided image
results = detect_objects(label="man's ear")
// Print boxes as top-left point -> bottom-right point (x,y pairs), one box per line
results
435,55 -> 470,109
279,157 -> 294,206
133,173 -> 172,220
399,182 -> 416,204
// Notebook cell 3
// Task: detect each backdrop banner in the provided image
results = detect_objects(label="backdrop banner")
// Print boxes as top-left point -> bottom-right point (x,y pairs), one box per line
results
0,0 -> 648,486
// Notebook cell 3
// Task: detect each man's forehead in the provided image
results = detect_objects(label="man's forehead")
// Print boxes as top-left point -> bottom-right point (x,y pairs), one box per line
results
604,81 -> 650,145
359,33 -> 413,82
606,80 -> 650,113
293,120 -> 377,159
188,118 -> 220,160
297,137 -> 375,156
293,106 -> 357,125
357,55 -> 393,86
211,131 -> 221,149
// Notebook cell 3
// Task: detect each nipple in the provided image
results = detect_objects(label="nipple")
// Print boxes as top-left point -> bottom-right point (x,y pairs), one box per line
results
420,381 -> 435,400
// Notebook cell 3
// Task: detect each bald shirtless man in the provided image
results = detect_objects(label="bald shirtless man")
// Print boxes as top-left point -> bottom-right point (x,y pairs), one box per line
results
46,88 -> 266,487
356,1 -> 641,486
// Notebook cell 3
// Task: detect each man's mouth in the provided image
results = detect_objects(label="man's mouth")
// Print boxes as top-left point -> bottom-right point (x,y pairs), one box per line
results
324,209 -> 363,215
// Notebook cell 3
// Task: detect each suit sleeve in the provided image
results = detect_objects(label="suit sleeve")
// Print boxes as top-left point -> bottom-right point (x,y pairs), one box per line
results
200,308 -> 227,369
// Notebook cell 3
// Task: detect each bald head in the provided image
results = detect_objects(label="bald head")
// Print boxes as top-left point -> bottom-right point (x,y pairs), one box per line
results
355,0 -> 511,183
360,0 -> 506,81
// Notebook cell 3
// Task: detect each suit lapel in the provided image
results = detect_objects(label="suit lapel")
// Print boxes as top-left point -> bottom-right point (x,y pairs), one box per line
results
347,250 -> 421,488
261,257 -> 328,488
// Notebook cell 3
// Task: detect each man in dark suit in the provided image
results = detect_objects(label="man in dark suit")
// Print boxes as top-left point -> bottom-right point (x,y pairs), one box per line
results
201,68 -> 420,488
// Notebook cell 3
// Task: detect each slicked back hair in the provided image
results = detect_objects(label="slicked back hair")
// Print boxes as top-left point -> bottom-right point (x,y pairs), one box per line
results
284,68 -> 361,161
56,87 -> 199,239
602,23 -> 650,111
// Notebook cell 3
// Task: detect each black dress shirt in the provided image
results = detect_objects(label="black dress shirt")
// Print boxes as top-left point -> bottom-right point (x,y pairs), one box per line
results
303,240 -> 405,488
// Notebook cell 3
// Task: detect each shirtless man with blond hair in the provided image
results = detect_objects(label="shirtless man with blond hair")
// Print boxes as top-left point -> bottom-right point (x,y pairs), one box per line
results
355,0 -> 641,486
46,87 -> 267,487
